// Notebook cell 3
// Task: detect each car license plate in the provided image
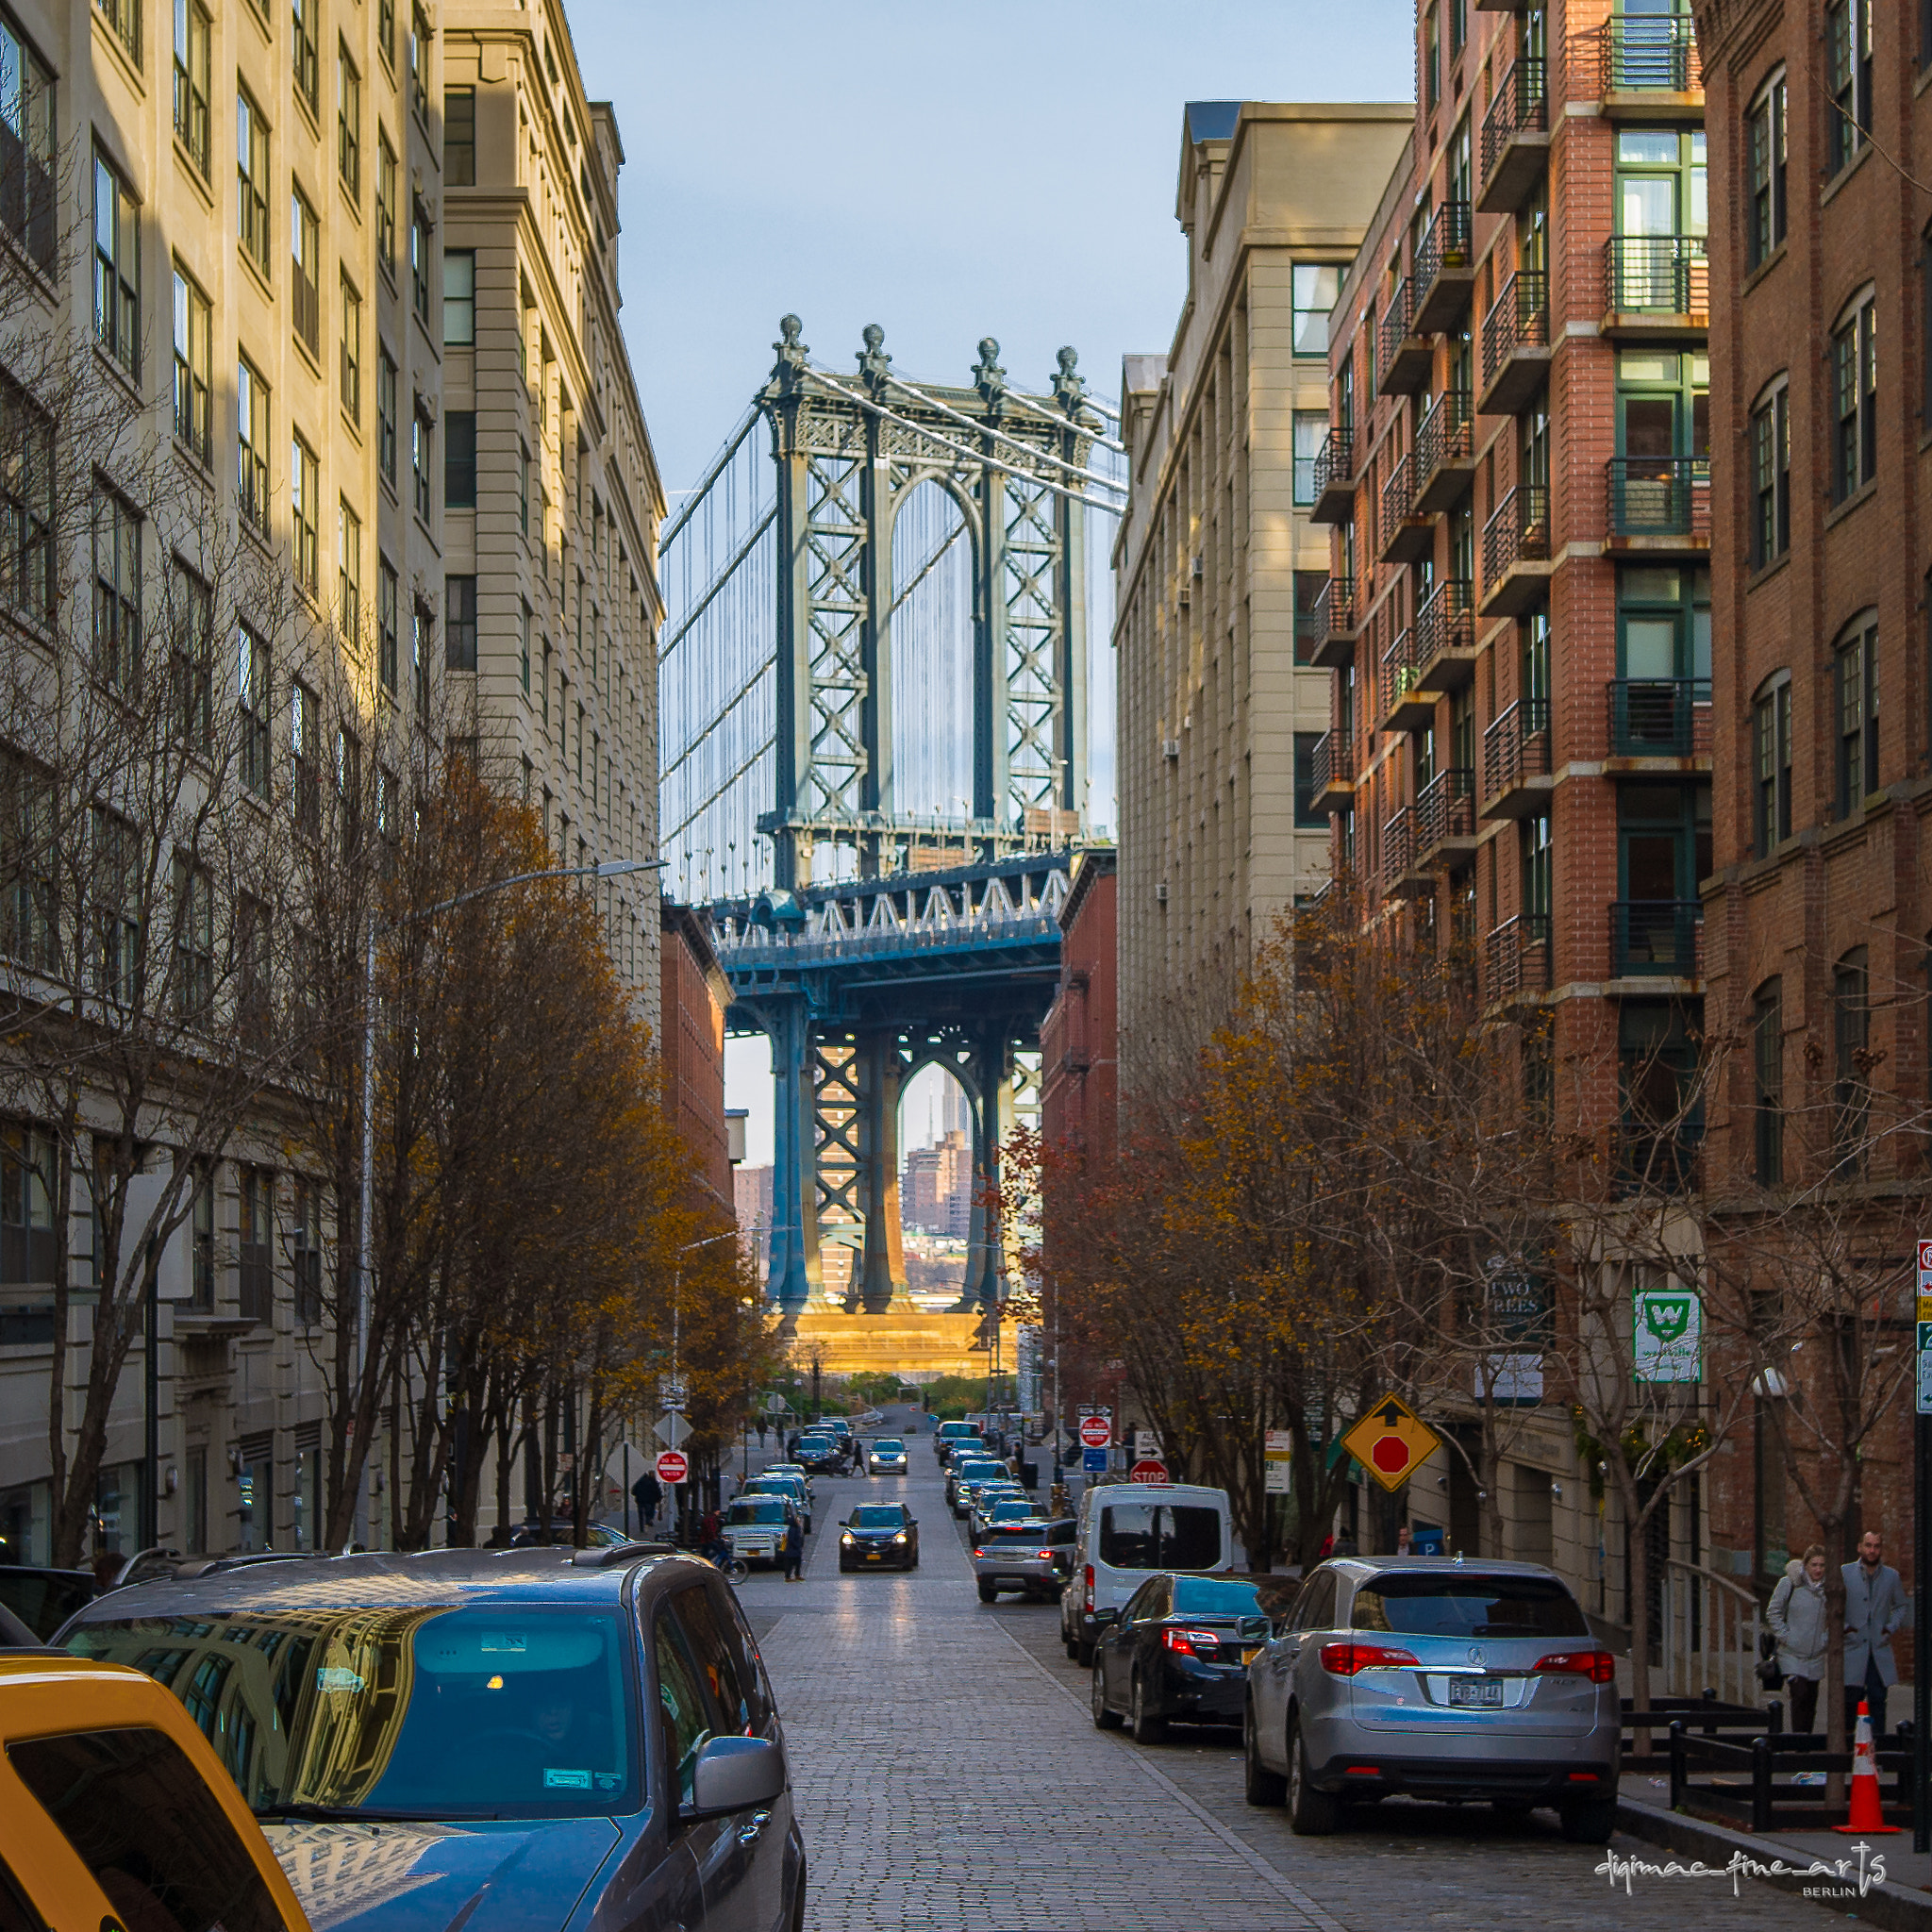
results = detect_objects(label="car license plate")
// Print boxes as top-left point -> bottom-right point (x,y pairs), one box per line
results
865,1550 -> 882,1560
1448,1678 -> 1504,1707
1241,1646 -> 1261,1666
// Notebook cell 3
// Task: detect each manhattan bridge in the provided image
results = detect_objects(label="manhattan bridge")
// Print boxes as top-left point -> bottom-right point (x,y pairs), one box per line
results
658,318 -> 1124,1320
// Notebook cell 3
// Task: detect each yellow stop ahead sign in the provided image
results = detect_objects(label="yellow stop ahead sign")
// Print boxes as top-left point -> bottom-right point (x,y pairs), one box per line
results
1341,1393 -> 1442,1496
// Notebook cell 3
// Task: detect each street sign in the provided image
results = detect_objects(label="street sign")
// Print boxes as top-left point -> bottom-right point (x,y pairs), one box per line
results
1341,1393 -> 1441,1495
763,1391 -> 789,1413
1919,1323 -> 1932,1417
1478,1354 -> 1544,1407
1134,1428 -> 1163,1462
658,1375 -> 689,1412
1077,1414 -> 1112,1451
1129,1459 -> 1170,1485
655,1450 -> 689,1485
655,1412 -> 692,1450
1082,1445 -> 1108,1473
1633,1287 -> 1702,1383
1264,1429 -> 1294,1495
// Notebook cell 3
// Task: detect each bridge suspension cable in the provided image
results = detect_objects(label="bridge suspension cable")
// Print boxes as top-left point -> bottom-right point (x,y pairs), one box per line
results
878,371 -> 1126,492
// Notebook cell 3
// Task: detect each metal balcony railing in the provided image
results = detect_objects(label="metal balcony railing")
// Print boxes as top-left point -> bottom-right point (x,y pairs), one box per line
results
1607,457 -> 1709,541
1606,234 -> 1708,315
1481,271 -> 1549,391
1414,577 -> 1474,676
1413,201 -> 1474,322
1607,677 -> 1712,757
1381,450 -> 1415,534
1415,389 -> 1473,492
1480,57 -> 1547,182
1612,900 -> 1703,977
1378,278 -> 1414,371
1601,14 -> 1703,93
1311,731 -> 1354,796
1312,575 -> 1356,642
1486,910 -> 1551,999
1415,766 -> 1476,854
1379,626 -> 1417,721
1382,807 -> 1414,891
1482,696 -> 1552,805
1312,425 -> 1353,496
1483,483 -> 1551,583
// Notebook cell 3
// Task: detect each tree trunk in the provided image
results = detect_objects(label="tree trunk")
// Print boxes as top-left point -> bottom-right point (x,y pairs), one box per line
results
1624,1475 -> 1655,1755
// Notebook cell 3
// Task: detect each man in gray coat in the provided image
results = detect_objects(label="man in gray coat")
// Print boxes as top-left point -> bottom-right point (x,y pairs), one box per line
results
1842,1527 -> 1907,1738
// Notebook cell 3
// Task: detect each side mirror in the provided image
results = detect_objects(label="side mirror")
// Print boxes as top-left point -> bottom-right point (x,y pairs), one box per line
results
683,1736 -> 785,1819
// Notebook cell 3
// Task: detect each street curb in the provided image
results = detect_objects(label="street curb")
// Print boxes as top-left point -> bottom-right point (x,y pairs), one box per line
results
1616,1795 -> 1932,1928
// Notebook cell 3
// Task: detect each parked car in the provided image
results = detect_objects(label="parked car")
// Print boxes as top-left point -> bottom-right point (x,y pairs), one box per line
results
946,1458 -> 1008,1513
2,1651 -> 314,1932
933,1421 -> 981,1463
823,1418 -> 853,1441
957,1474 -> 1021,1524
724,1496 -> 798,1569
764,1461 -> 816,1500
0,1565 -> 95,1640
869,1439 -> 908,1474
974,1520 -> 1077,1603
794,1436 -> 843,1474
1091,1573 -> 1279,1741
61,1547 -> 807,1928
506,1519 -> 631,1549
974,1496 -> 1038,1541
741,1474 -> 812,1533
837,1504 -> 919,1573
1060,1482 -> 1234,1665
1242,1557 -> 1619,1843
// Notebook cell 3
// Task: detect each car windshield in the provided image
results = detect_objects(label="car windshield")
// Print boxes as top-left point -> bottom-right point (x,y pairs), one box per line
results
874,1440 -> 904,1452
728,1501 -> 789,1524
1351,1574 -> 1591,1639
1172,1577 -> 1268,1616
66,1605 -> 639,1820
850,1507 -> 908,1529
988,1502 -> 1032,1519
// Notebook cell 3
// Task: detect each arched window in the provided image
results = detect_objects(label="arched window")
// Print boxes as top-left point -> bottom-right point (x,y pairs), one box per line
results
1833,612 -> 1878,815
1746,68 -> 1788,269
1752,977 -> 1782,1186
1750,375 -> 1790,569
1753,670 -> 1792,855
1830,286 -> 1876,505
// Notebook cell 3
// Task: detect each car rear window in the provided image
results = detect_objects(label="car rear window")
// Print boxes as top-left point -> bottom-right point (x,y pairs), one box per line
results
1351,1574 -> 1590,1639
0,1572 -> 92,1641
983,1529 -> 1052,1546
1098,1503 -> 1223,1572
1172,1577 -> 1270,1617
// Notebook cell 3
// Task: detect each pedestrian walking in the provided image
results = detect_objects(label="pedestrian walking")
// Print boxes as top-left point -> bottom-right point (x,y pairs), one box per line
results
755,1415 -> 768,1447
782,1515 -> 805,1582
1842,1528 -> 1907,1737
631,1471 -> 661,1530
851,1436 -> 867,1476
1767,1544 -> 1828,1735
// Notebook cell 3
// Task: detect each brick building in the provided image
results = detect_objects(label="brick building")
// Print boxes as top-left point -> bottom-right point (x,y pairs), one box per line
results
902,1130 -> 971,1238
1040,850 -> 1118,1169
659,904 -> 731,1213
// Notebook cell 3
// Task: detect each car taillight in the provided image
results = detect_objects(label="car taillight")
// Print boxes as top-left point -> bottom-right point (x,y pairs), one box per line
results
1160,1627 -> 1225,1657
1037,1550 -> 1056,1561
1533,1649 -> 1616,1684
1318,1641 -> 1420,1676
1083,1565 -> 1094,1610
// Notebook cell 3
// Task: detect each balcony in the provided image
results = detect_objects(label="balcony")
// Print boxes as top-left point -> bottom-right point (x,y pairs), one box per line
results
1607,678 -> 1712,761
1600,16 -> 1703,114
1379,452 -> 1433,565
1310,425 -> 1357,525
1310,731 -> 1355,815
1377,278 -> 1430,396
1487,911 -> 1552,1001
1381,807 -> 1415,895
1481,696 -> 1553,819
1478,270 -> 1550,418
1611,900 -> 1703,980
1414,765 -> 1477,866
1412,202 -> 1474,335
1379,626 -> 1433,733
1413,578 -> 1475,692
1478,58 -> 1548,215
1307,576 -> 1357,670
1480,483 -> 1553,616
1414,389 -> 1474,514
1604,235 -> 1708,334
1607,456 -> 1709,554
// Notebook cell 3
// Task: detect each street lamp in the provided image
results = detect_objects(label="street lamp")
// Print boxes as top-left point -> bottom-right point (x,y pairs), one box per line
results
352,856 -> 665,1545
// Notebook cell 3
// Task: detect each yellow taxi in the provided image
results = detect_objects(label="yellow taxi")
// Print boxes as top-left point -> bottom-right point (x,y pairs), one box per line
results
0,1653 -> 312,1932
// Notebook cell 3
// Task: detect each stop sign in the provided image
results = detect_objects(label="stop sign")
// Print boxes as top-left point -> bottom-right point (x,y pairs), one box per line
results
1077,1415 -> 1112,1450
1129,1458 -> 1170,1485
655,1450 -> 689,1485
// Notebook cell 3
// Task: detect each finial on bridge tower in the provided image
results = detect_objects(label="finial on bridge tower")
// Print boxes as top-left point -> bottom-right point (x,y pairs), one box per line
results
974,337 -> 1008,413
1053,345 -> 1085,415
767,314 -> 809,394
858,322 -> 892,394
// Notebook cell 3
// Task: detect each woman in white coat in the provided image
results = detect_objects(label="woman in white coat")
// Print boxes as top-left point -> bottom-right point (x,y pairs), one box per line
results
1766,1544 -> 1828,1736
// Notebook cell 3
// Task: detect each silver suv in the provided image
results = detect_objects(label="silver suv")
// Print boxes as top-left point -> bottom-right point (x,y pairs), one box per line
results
1242,1557 -> 1618,1843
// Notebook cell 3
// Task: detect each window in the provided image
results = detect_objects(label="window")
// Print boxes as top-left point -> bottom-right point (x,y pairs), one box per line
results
1753,979 -> 1782,1187
239,625 -> 270,795
238,1167 -> 273,1321
237,89 -> 271,274
0,372 -> 56,623
1291,410 -> 1324,506
378,0 -> 395,69
377,558 -> 398,694
291,1180 -> 321,1325
376,348 -> 398,487
93,151 -> 140,375
444,408 -> 475,508
445,85 -> 475,185
291,434 -> 318,593
1291,263 -> 1341,358
340,272 -> 361,422
409,206 -> 429,321
411,597 -> 431,720
0,16 -> 56,273
172,0 -> 209,174
1746,71 -> 1786,269
90,807 -> 139,1006
172,264 -> 211,461
444,574 -> 475,670
1835,616 -> 1878,814
170,558 -> 212,743
291,679 -> 318,836
1832,947 -> 1870,1161
291,186 -> 319,354
1292,732 -> 1323,827
520,598 -> 532,692
443,249 -> 475,345
92,483 -> 141,691
408,8 -> 429,124
1750,381 -> 1788,568
238,357 -> 269,532
236,891 -> 271,1042
376,133 -> 397,275
292,0 -> 318,115
411,406 -> 432,521
95,0 -> 141,64
1424,4 -> 1441,109
337,43 -> 359,198
1831,294 -> 1876,504
1752,675 -> 1791,857
0,752 -> 57,973
338,501 -> 361,648
1827,0 -> 1872,177
518,439 -> 530,536
173,854 -> 213,1024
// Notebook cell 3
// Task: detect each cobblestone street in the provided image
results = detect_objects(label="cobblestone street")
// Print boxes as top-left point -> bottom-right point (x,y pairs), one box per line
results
730,1435 -> 1857,1932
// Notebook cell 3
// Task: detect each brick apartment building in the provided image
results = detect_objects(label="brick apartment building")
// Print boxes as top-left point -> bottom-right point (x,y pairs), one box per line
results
660,904 -> 732,1213
1040,850 -> 1118,1169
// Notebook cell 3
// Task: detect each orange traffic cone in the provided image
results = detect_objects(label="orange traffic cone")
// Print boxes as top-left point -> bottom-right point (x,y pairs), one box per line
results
1833,1700 -> 1900,1834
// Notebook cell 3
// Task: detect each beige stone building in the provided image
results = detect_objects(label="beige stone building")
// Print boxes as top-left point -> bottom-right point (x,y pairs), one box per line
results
1113,102 -> 1409,1083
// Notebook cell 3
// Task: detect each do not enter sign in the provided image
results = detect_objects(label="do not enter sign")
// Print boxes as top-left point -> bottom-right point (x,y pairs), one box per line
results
1129,1459 -> 1170,1485
1077,1415 -> 1112,1451
1340,1393 -> 1441,1496
655,1450 -> 689,1486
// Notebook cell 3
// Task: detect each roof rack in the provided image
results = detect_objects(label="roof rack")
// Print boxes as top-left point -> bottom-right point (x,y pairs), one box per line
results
571,1541 -> 678,1568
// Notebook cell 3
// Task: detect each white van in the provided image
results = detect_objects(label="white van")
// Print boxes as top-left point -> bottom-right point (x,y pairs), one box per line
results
1058,1480 -> 1234,1664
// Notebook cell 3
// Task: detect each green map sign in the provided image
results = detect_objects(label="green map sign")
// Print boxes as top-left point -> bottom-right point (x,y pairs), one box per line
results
1634,1287 -> 1702,1383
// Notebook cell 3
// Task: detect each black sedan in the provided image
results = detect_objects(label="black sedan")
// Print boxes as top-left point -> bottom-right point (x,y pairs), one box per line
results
1091,1573 -> 1281,1743
838,1503 -> 919,1571
793,1435 -> 844,1474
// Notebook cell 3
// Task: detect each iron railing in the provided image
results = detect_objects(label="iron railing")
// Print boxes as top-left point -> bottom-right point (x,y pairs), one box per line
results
1607,677 -> 1712,758
1486,911 -> 1551,999
1379,626 -> 1417,721
1483,483 -> 1551,584
1483,696 -> 1552,804
1601,15 -> 1703,92
1612,900 -> 1703,977
1310,731 -> 1353,798
1377,278 -> 1414,373
1294,591 -> 1326,662
1481,271 -> 1549,390
1413,201 -> 1474,317
1607,457 -> 1709,541
1380,450 -> 1415,535
1480,57 -> 1547,184
1415,389 -> 1473,492
1312,425 -> 1354,496
1381,807 -> 1414,891
1312,575 -> 1355,641
1414,577 -> 1474,676
1606,234 -> 1708,314
1415,766 -> 1476,854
